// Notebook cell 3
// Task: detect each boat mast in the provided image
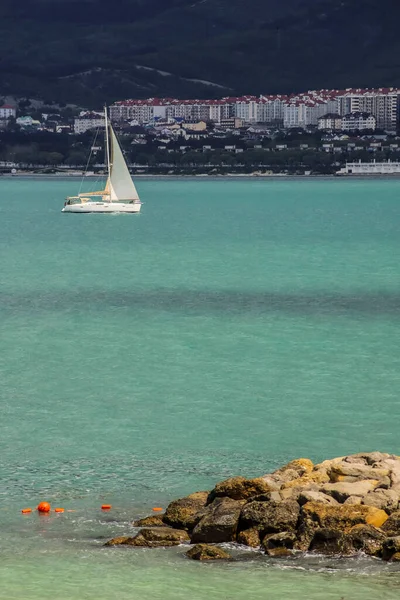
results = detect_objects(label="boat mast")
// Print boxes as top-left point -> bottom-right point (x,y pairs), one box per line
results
105,105 -> 111,179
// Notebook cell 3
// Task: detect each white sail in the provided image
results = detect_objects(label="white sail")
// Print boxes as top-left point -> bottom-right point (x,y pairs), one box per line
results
109,126 -> 140,201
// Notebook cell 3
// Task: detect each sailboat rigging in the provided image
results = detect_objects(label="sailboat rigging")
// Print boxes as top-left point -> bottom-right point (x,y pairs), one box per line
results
62,107 -> 141,213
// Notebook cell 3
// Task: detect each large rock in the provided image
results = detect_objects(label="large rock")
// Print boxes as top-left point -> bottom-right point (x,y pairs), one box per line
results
377,458 -> 400,490
309,529 -> 354,556
262,531 -> 296,556
186,544 -> 231,561
344,496 -> 362,506
327,462 -> 391,486
301,501 -> 388,531
296,501 -> 388,550
251,491 -> 282,503
382,536 -> 400,561
208,477 -> 274,502
381,510 -> 400,535
239,499 -> 300,536
314,456 -> 346,473
348,524 -> 386,556
104,536 -> 136,546
261,459 -> 315,489
389,553 -> 400,562
258,459 -> 315,491
298,491 -> 339,506
322,480 -> 380,503
127,527 -> 190,547
237,527 -> 260,547
362,489 -> 399,513
133,516 -> 166,527
281,471 -> 329,491
348,452 -> 394,466
273,458 -> 314,479
191,497 -> 244,544
163,492 -> 208,530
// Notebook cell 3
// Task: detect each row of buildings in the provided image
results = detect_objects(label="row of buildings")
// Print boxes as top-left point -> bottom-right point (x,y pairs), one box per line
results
107,88 -> 400,132
318,112 -> 377,132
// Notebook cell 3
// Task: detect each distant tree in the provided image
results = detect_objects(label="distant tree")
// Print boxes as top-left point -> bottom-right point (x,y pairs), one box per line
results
64,151 -> 86,166
47,152 -> 64,165
6,117 -> 20,132
18,98 -> 31,111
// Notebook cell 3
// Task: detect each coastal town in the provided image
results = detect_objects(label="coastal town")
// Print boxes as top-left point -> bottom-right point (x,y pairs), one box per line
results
2,87 -> 400,175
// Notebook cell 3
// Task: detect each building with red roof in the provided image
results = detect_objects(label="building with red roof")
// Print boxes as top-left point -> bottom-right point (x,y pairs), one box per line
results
0,104 -> 16,119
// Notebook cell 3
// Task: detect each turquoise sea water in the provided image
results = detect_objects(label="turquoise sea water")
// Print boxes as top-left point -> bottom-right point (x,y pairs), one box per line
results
1,176 -> 400,599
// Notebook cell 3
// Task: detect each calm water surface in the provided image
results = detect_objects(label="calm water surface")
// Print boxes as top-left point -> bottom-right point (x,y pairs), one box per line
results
0,176 -> 400,599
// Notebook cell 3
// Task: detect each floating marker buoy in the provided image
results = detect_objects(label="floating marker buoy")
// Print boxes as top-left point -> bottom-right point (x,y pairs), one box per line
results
152,507 -> 163,512
101,504 -> 112,511
37,502 -> 51,513
54,508 -> 64,513
21,508 -> 32,514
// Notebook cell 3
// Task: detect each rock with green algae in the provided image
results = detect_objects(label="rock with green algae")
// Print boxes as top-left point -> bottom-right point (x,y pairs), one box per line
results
300,501 -> 388,531
191,497 -> 244,544
106,527 -> 190,548
104,536 -> 136,546
309,528 -> 354,556
348,524 -> 386,556
262,531 -> 296,556
295,501 -> 388,551
381,510 -> 400,535
186,544 -> 232,560
163,491 -> 209,530
237,527 -> 260,547
239,499 -> 300,536
132,516 -> 166,527
208,476 -> 274,502
382,536 -> 400,561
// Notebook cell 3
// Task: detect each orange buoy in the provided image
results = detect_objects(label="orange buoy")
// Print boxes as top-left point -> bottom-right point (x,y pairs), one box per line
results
21,508 -> 32,514
54,508 -> 65,513
101,504 -> 112,511
37,502 -> 51,513
152,507 -> 163,512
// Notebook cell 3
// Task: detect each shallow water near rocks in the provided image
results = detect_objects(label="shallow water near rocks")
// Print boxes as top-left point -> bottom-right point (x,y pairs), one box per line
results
1,176 -> 400,599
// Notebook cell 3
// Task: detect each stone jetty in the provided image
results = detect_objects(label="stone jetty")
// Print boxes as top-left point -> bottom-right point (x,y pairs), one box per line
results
105,452 -> 400,561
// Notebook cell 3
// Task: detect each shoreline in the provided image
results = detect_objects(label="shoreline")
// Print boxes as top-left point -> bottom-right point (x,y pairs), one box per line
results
3,171 -> 400,179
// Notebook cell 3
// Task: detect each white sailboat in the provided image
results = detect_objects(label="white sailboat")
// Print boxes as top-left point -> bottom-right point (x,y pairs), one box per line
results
62,108 -> 141,213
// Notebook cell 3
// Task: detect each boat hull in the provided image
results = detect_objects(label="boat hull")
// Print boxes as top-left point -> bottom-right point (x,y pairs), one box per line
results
62,202 -> 141,213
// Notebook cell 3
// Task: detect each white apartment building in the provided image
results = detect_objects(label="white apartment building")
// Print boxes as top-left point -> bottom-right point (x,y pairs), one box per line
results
74,112 -> 105,134
0,104 -> 16,119
234,98 -> 259,123
341,112 -> 376,131
318,114 -> 343,131
110,102 -> 158,123
283,98 -> 338,129
336,89 -> 399,131
283,103 -> 300,128
209,101 -> 233,123
258,97 -> 285,123
164,102 -> 205,121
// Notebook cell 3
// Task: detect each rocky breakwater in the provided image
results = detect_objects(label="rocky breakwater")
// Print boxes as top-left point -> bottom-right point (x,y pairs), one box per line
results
106,452 -> 400,561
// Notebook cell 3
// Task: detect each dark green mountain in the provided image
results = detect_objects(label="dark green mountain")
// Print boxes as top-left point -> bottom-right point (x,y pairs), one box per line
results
1,0 -> 399,106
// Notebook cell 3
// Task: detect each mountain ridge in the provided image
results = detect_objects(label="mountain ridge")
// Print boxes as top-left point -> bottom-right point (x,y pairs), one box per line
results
0,0 -> 399,107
